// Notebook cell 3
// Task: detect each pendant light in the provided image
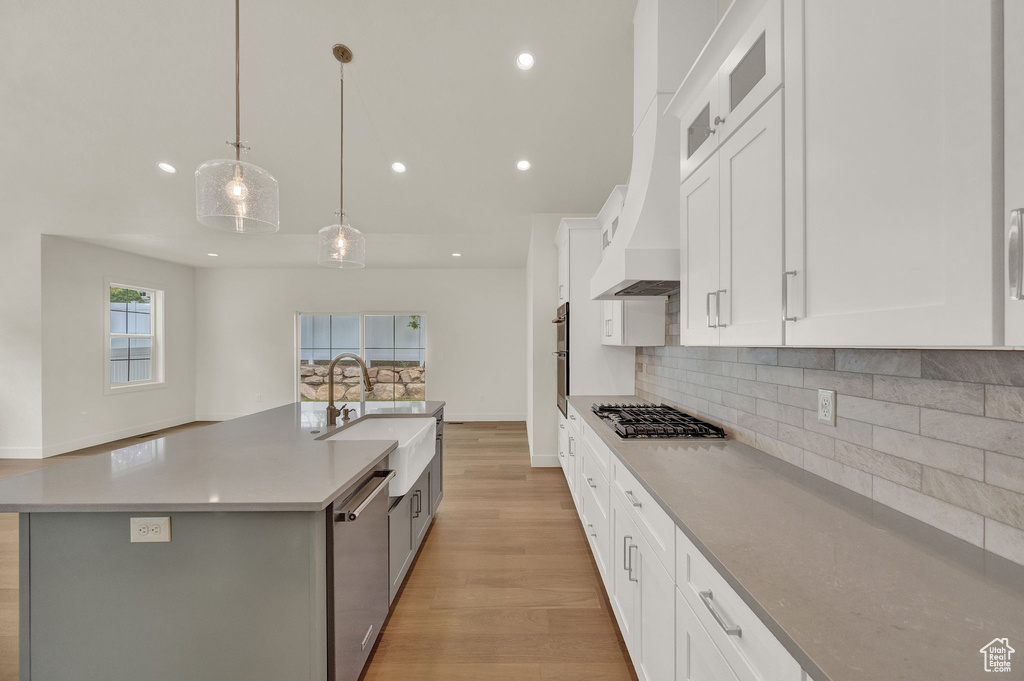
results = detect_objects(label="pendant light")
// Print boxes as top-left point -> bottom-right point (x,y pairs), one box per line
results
318,44 -> 366,268
195,0 -> 280,233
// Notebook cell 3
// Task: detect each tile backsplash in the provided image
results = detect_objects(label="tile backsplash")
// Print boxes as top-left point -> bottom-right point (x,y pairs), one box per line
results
636,293 -> 1024,566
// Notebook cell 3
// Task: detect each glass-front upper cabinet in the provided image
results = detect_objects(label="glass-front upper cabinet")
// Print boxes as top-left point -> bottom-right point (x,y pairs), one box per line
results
676,0 -> 783,183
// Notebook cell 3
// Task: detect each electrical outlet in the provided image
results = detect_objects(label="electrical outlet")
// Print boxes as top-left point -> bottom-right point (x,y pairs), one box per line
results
255,393 -> 262,403
130,517 -> 171,543
817,389 -> 837,426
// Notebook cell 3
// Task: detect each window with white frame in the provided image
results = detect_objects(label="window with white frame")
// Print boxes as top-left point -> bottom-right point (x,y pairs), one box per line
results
107,284 -> 162,388
298,314 -> 426,403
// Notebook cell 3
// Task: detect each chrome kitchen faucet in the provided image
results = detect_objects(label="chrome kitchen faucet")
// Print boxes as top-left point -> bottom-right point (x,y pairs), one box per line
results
326,352 -> 373,426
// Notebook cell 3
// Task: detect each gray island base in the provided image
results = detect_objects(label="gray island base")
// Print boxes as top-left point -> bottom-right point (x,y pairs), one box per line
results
1,401 -> 446,681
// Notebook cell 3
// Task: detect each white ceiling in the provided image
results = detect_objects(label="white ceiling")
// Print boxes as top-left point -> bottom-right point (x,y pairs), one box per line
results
1,0 -> 635,269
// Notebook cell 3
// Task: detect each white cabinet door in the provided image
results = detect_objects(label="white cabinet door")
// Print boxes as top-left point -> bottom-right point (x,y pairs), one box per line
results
566,432 -> 578,505
636,533 -> 676,681
601,301 -> 624,346
676,589 -> 746,681
681,154 -> 721,346
718,91 -> 784,346
783,0 -> 998,347
557,241 -> 569,305
557,416 -> 568,470
1006,1 -> 1024,345
680,78 -> 722,184
610,490 -> 638,655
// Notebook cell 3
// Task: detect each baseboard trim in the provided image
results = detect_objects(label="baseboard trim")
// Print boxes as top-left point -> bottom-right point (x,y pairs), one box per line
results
530,454 -> 560,468
195,413 -> 247,422
39,414 -> 197,459
0,446 -> 45,460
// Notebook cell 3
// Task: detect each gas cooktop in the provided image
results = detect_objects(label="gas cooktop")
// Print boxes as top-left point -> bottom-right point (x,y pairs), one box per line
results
591,403 -> 727,440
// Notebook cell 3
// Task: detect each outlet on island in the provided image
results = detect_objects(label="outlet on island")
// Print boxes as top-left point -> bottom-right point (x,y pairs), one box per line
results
130,517 -> 171,543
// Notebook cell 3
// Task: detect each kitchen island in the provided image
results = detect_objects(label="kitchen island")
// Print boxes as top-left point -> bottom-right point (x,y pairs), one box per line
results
0,401 -> 445,681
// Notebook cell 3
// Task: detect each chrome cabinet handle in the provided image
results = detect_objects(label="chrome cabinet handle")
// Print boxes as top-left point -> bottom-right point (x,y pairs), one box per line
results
714,115 -> 726,126
623,534 -> 632,571
715,289 -> 727,328
627,544 -> 639,582
586,477 -> 597,489
699,590 -> 742,637
625,490 -> 642,508
559,423 -> 565,430
706,291 -> 716,328
1010,209 -> 1024,300
558,284 -> 564,299
360,624 -> 375,651
412,490 -> 422,519
587,523 -> 597,538
337,470 -> 396,522
783,270 -> 798,322
568,437 -> 575,457
570,413 -> 576,421
605,319 -> 613,337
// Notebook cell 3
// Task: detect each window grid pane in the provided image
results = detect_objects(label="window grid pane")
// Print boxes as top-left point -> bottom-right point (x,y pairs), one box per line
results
298,314 -> 426,403
109,287 -> 157,385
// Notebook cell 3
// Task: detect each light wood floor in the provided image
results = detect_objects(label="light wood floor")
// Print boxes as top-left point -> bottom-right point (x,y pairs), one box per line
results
0,421 -> 634,681
364,422 -> 635,681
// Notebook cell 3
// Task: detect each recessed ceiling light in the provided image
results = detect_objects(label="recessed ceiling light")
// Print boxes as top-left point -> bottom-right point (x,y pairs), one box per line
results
207,253 -> 219,257
516,160 -> 531,171
158,162 -> 176,173
515,52 -> 535,70
452,253 -> 462,257
391,161 -> 406,173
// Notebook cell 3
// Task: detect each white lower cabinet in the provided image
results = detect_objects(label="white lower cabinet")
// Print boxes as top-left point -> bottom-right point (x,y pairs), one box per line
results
566,425 -> 802,681
610,489 -> 639,651
636,531 -> 676,681
676,588 -> 746,681
557,414 -> 568,468
609,486 -> 675,681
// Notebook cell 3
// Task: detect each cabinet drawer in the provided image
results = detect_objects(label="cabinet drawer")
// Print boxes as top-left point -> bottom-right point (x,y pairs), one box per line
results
677,587 -> 754,681
566,402 -> 584,435
581,442 -> 610,521
610,458 -> 674,576
675,527 -> 800,681
582,425 -> 611,481
582,466 -> 611,586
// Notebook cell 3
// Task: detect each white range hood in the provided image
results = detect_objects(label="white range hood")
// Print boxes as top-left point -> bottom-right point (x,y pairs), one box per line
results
590,0 -> 717,300
590,92 -> 681,299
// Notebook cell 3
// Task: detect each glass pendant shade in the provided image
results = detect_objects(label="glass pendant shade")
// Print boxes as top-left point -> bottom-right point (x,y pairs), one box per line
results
318,215 -> 366,268
195,157 -> 280,233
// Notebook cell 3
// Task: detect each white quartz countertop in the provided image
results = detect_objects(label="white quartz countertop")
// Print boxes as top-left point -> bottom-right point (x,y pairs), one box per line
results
0,401 -> 444,513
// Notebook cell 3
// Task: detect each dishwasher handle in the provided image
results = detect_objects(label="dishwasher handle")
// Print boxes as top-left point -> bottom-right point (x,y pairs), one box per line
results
337,470 -> 396,522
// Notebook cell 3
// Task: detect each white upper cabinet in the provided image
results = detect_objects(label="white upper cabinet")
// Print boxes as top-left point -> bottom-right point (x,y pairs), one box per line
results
718,92 -> 784,346
783,0 -> 1000,347
1006,0 -> 1024,346
678,0 -> 783,183
674,0 -> 785,348
681,154 -> 722,346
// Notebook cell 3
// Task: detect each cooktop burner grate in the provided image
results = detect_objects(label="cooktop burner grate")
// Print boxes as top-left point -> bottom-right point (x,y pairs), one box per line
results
591,403 -> 727,439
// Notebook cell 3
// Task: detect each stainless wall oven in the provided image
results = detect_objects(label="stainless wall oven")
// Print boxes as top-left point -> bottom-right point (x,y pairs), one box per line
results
553,303 -> 568,416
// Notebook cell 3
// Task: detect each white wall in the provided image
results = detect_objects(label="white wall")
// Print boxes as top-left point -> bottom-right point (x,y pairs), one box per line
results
40,237 -> 197,456
0,232 -> 43,458
525,215 -> 565,466
194,267 -> 527,422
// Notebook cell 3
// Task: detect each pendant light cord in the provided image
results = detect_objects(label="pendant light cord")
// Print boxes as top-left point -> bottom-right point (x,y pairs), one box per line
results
234,0 -> 241,162
344,60 -> 348,218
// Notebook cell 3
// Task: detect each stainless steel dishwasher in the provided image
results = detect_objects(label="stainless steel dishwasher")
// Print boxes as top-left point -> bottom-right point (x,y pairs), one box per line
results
327,468 -> 394,681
